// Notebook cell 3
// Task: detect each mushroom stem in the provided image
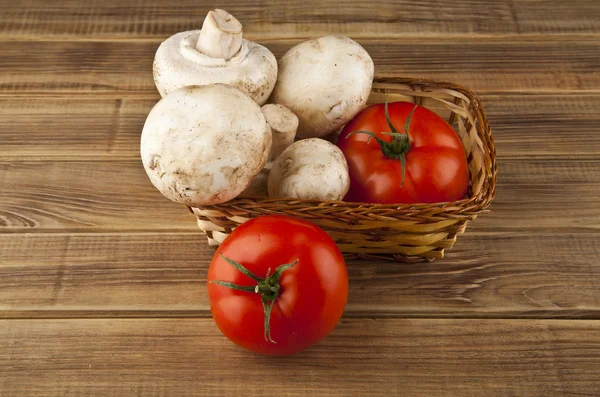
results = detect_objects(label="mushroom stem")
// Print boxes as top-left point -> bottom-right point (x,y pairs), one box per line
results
261,104 -> 299,161
196,9 -> 243,61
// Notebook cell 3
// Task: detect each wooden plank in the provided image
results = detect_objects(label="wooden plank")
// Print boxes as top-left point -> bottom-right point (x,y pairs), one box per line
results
514,0 -> 600,34
0,1 -> 516,39
1,231 -> 599,318
3,94 -> 600,160
1,37 -> 600,94
476,158 -> 600,231
0,97 -> 145,160
0,233 -> 206,315
484,93 -> 600,158
1,318 -> 599,396
1,159 -> 598,232
1,0 -> 599,39
0,97 -> 152,160
0,161 -> 194,231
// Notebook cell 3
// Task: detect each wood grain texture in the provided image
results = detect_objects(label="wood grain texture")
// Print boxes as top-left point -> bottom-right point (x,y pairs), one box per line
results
1,0 -> 599,39
1,318 -> 600,396
1,231 -> 599,318
0,97 -> 145,160
1,37 -> 599,94
3,94 -> 600,160
2,1 -> 600,395
1,159 -> 598,232
0,161 -> 194,231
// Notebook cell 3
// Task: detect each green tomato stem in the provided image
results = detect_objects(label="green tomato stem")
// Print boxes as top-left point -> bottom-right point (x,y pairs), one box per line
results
346,96 -> 419,186
210,254 -> 298,343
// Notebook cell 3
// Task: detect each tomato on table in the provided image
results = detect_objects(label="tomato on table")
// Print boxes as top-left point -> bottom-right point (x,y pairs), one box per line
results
207,215 -> 348,356
336,101 -> 469,204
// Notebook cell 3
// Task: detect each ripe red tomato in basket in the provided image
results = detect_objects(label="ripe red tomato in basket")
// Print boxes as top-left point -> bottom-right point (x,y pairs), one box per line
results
207,215 -> 348,356
336,101 -> 469,204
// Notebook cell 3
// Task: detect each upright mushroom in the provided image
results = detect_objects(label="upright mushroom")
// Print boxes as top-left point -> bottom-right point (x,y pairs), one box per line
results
270,35 -> 374,138
153,9 -> 277,105
238,104 -> 298,198
261,104 -> 299,161
140,84 -> 272,206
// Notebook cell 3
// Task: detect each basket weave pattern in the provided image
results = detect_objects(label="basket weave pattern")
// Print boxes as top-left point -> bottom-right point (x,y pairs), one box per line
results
188,78 -> 497,262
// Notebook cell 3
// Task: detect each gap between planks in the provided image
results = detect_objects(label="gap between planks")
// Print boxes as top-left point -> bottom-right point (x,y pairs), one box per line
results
0,229 -> 598,236
2,32 -> 600,43
3,310 -> 600,320
4,89 -> 600,99
1,154 -> 598,162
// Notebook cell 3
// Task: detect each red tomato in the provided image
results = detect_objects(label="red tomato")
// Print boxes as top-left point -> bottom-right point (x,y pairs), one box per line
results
337,101 -> 469,204
207,215 -> 348,356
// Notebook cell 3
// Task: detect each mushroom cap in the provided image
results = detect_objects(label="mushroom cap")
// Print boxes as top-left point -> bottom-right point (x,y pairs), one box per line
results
268,138 -> 350,201
153,30 -> 277,105
271,35 -> 374,138
141,84 -> 272,206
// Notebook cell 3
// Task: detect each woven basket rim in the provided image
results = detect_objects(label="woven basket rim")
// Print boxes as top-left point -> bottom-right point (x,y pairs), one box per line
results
190,76 -> 497,217
201,194 -> 474,210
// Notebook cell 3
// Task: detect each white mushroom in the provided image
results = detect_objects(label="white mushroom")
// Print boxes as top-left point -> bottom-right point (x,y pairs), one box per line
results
153,9 -> 277,105
140,84 -> 272,206
261,104 -> 299,161
270,35 -> 374,138
268,138 -> 350,201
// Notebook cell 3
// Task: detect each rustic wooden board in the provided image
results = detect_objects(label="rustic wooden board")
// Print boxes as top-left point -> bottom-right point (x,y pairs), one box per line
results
1,0 -> 598,39
1,318 -> 599,396
1,37 -> 600,94
3,94 -> 600,160
1,231 -> 599,318
1,159 -> 598,232
2,2 -> 600,394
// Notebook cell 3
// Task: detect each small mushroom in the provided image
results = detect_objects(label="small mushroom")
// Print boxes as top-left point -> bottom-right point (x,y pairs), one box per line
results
270,35 -> 374,138
268,138 -> 350,201
153,9 -> 277,105
140,84 -> 272,206
261,104 -> 299,161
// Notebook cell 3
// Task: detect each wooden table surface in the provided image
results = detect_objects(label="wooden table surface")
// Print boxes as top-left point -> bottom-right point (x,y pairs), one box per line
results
2,1 -> 600,396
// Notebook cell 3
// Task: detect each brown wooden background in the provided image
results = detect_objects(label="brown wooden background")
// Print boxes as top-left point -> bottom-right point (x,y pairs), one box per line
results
1,1 -> 600,396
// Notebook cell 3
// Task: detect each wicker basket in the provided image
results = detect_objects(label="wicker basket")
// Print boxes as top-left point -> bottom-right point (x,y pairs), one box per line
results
187,77 -> 497,262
